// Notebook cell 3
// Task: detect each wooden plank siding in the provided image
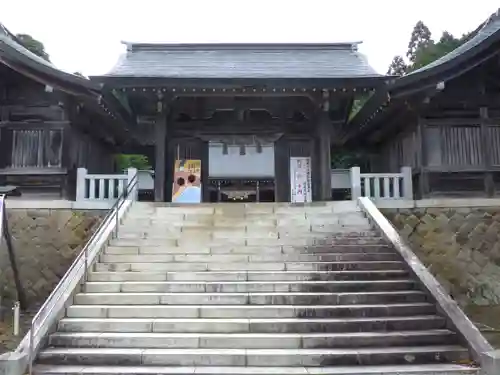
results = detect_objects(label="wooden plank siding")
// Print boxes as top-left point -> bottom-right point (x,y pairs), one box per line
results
0,72 -> 117,198
374,128 -> 419,173
373,117 -> 500,198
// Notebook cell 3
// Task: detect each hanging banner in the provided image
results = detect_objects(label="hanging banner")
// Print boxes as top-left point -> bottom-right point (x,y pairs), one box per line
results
172,160 -> 202,204
290,157 -> 312,203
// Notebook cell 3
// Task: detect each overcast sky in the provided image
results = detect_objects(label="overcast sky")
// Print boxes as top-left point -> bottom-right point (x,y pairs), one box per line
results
2,1 -> 499,76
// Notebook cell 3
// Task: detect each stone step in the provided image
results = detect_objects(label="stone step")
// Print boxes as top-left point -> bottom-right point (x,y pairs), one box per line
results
66,302 -> 436,319
109,237 -> 387,247
94,261 -> 406,272
48,330 -> 458,349
58,315 -> 446,333
120,225 -> 375,234
138,209 -> 366,216
116,228 -> 378,240
83,279 -> 417,293
129,202 -> 360,213
31,364 -> 481,375
122,216 -> 371,227
88,269 -> 411,282
99,252 -> 400,264
36,346 -> 469,367
73,290 -> 427,305
104,244 -> 392,255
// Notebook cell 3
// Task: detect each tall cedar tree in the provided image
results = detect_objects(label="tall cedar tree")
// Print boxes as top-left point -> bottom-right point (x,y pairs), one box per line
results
387,55 -> 407,76
407,21 -> 433,63
387,21 -> 470,75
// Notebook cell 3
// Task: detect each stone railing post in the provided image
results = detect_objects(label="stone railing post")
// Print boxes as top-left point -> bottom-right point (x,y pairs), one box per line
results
76,168 -> 87,201
481,350 -> 500,374
401,166 -> 413,199
127,168 -> 138,200
350,167 -> 362,200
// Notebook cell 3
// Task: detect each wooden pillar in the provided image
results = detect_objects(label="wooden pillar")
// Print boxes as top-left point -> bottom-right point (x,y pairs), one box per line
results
317,112 -> 332,201
480,107 -> 494,196
165,138 -> 175,202
154,111 -> 167,202
201,140 -> 210,203
417,118 -> 429,198
274,136 -> 289,202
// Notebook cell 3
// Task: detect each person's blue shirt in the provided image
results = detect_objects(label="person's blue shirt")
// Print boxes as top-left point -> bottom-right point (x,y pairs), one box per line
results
174,186 -> 201,203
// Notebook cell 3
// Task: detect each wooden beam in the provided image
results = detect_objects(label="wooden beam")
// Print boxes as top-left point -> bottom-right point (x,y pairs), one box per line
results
96,76 -> 386,91
430,93 -> 500,110
0,120 -> 70,129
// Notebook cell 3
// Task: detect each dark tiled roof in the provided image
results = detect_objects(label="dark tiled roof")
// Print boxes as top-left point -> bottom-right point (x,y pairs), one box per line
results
343,8 -> 500,144
406,9 -> 500,76
0,27 -> 55,70
389,8 -> 500,89
105,43 -> 381,79
0,22 -> 99,92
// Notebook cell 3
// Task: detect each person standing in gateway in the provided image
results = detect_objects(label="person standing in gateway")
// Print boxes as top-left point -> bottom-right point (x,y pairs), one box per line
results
174,174 -> 201,203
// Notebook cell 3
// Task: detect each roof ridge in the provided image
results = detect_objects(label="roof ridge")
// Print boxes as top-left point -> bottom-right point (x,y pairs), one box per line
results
123,42 -> 362,53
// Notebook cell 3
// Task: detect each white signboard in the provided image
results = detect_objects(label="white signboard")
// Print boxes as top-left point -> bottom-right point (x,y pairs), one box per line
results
290,157 -> 312,203
209,143 -> 275,178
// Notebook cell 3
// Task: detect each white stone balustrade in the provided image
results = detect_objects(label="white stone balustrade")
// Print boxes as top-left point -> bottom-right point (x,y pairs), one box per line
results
350,166 -> 413,200
76,168 -> 138,201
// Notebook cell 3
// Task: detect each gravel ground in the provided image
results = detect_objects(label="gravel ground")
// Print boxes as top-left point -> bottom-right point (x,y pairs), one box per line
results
466,305 -> 500,348
0,309 -> 35,353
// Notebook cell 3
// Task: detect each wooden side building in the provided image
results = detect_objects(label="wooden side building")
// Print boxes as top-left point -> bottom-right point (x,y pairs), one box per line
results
0,23 -> 137,198
344,9 -> 500,198
94,42 -> 387,202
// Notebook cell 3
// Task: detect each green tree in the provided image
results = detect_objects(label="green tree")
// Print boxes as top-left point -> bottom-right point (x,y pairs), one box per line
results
386,23 -> 471,75
16,33 -> 50,61
115,154 -> 151,172
387,55 -> 407,76
406,21 -> 433,63
409,31 -> 463,71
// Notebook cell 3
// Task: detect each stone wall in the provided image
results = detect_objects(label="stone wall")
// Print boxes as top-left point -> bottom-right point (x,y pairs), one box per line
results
0,209 -> 103,308
384,207 -> 500,307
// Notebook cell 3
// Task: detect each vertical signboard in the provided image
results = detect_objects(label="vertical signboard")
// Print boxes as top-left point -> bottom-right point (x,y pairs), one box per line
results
290,157 -> 312,203
172,160 -> 202,204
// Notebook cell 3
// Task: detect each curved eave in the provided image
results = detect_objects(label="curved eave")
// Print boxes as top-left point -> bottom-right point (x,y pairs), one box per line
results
0,37 -> 101,96
344,15 -> 500,146
391,22 -> 500,94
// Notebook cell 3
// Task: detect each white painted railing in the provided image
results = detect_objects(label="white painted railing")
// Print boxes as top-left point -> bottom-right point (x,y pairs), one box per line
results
15,175 -> 139,375
76,168 -> 137,201
351,166 -> 413,200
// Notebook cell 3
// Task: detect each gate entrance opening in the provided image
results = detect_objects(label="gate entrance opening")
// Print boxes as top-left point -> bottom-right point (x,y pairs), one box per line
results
208,178 -> 275,203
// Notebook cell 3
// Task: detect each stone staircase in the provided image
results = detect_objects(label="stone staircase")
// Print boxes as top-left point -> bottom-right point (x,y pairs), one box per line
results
33,202 -> 479,374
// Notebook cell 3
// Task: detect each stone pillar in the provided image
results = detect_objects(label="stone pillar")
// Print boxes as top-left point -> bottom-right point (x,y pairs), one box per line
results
154,112 -> 167,202
317,112 -> 332,201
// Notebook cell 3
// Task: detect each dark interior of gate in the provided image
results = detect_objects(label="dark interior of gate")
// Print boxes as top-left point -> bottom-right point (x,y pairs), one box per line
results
94,43 -> 387,202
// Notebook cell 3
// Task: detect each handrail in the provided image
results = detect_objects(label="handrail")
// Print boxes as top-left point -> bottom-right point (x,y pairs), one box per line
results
14,172 -> 138,375
357,197 -> 493,364
0,194 -> 27,309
